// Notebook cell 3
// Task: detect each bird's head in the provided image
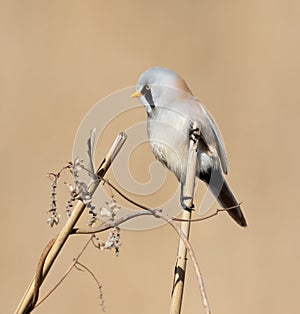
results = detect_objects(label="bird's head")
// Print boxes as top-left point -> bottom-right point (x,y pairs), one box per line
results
131,67 -> 192,114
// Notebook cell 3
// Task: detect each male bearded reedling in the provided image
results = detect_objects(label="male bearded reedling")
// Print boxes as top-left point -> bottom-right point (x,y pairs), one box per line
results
131,67 -> 247,227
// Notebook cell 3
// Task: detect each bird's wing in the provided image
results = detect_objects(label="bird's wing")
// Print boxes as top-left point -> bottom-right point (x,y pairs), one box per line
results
200,103 -> 228,174
159,90 -> 229,174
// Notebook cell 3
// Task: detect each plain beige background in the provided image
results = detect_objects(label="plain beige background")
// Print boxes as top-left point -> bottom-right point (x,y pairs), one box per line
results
1,1 -> 299,313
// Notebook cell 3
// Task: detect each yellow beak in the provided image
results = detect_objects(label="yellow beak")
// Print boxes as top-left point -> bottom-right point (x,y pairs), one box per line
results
130,91 -> 142,98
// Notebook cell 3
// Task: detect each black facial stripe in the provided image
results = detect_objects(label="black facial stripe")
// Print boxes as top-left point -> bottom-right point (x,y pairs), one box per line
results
141,85 -> 155,110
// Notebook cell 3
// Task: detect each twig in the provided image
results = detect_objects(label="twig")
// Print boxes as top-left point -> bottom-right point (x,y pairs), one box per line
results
88,177 -> 236,224
74,261 -> 105,311
15,132 -> 127,314
33,237 -> 93,310
73,211 -> 153,234
172,203 -> 242,223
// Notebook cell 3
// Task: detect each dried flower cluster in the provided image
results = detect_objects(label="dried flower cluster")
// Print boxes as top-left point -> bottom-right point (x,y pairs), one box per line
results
90,196 -> 121,256
47,156 -> 122,256
46,158 -> 95,225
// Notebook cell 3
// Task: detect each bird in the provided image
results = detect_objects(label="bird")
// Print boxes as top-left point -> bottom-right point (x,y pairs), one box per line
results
131,67 -> 247,227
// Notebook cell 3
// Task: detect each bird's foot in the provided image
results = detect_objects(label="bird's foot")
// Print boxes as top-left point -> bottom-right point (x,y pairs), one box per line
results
189,127 -> 201,143
180,196 -> 195,211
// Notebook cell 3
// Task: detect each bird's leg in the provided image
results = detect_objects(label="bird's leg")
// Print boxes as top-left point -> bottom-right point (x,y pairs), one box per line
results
180,183 -> 195,211
180,123 -> 201,211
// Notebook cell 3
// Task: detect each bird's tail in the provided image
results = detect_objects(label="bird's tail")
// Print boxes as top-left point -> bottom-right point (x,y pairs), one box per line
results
199,170 -> 247,227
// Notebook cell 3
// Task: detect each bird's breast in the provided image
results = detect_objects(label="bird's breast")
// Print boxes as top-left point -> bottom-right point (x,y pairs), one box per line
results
147,112 -> 190,181
147,109 -> 216,181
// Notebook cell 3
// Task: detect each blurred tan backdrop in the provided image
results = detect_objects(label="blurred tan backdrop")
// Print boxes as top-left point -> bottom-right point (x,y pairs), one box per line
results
1,1 -> 299,313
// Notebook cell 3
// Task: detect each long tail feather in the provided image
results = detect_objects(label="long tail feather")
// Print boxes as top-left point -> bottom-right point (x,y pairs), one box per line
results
199,169 -> 247,227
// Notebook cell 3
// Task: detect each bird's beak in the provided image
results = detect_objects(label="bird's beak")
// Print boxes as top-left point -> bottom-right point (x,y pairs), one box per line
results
130,91 -> 142,98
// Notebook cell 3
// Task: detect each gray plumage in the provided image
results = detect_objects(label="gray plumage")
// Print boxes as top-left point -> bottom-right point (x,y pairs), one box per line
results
133,67 -> 247,227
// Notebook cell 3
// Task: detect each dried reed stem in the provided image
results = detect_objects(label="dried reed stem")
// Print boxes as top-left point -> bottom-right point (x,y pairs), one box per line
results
15,132 -> 127,314
170,122 -> 206,314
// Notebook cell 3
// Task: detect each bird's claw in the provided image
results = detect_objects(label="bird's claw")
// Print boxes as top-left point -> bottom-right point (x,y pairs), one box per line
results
180,196 -> 195,211
189,127 -> 201,143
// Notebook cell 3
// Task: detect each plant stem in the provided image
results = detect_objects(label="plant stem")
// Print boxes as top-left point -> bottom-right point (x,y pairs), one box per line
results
15,132 -> 127,314
170,122 -> 200,314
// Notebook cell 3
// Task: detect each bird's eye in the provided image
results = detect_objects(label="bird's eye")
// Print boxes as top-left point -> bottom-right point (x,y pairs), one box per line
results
141,84 -> 151,94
